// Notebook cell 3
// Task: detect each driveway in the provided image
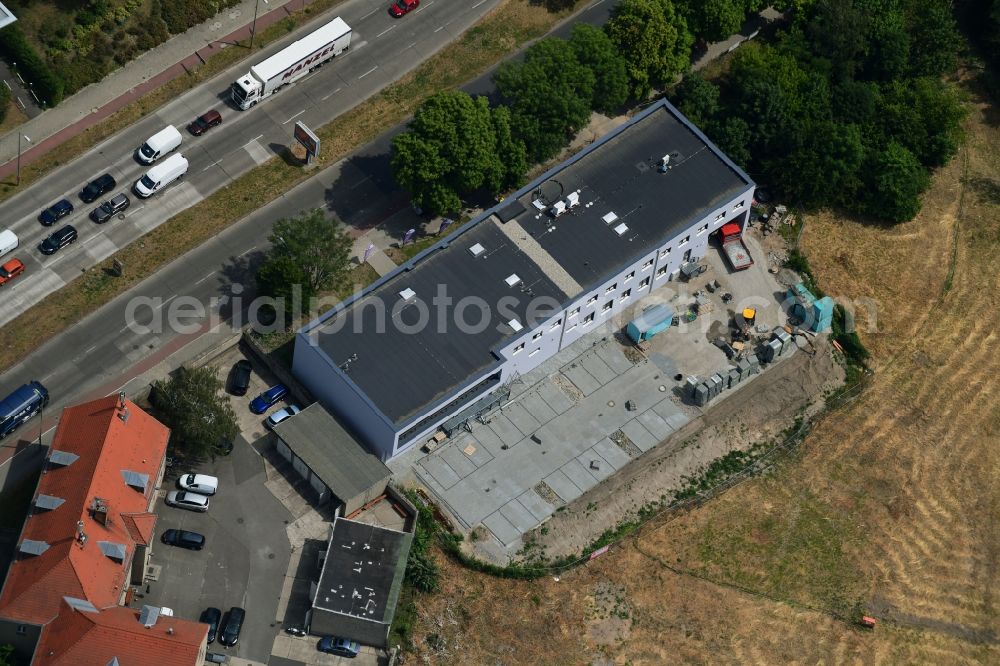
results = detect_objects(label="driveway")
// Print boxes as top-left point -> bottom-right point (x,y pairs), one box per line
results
142,432 -> 292,662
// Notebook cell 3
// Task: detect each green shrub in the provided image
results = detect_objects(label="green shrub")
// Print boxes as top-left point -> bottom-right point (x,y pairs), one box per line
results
0,25 -> 65,106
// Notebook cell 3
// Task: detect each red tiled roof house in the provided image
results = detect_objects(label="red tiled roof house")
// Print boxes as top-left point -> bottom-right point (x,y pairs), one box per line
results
0,395 -> 207,665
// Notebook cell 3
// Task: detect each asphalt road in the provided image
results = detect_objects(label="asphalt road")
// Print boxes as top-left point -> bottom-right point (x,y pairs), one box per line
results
0,0 -> 504,328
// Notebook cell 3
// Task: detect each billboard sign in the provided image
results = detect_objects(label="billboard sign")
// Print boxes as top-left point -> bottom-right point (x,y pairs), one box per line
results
293,121 -> 320,162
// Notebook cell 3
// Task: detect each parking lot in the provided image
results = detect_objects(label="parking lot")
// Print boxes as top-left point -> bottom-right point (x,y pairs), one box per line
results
135,349 -> 294,663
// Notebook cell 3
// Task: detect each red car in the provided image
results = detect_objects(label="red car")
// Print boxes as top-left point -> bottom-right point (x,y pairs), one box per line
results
389,0 -> 419,17
0,258 -> 25,286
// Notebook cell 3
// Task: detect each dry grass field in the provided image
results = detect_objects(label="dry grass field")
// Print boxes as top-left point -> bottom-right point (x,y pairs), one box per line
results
404,72 -> 1000,664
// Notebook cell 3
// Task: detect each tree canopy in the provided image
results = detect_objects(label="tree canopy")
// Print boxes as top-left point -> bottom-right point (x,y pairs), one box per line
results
391,91 -> 526,215
152,367 -> 238,459
568,24 -> 630,113
256,208 -> 352,307
494,38 -> 596,162
604,0 -> 693,99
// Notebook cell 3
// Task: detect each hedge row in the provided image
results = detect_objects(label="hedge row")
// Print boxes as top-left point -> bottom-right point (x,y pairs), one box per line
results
0,25 -> 64,106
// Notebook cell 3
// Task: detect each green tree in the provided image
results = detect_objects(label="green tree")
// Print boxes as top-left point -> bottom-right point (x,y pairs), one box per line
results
679,0 -> 746,41
857,1 -> 910,81
878,77 -> 965,168
604,0 -> 693,99
152,367 -> 238,458
0,80 -> 9,125
569,24 -> 630,112
708,116 -> 752,167
805,0 -> 868,80
490,105 -> 528,193
906,0 -> 959,76
256,209 -> 352,305
671,72 -> 719,126
494,38 -> 596,162
864,141 -> 929,222
391,91 -> 509,215
775,121 -> 865,207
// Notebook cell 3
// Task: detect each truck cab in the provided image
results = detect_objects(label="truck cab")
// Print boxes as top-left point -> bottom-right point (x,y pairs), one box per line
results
231,76 -> 261,110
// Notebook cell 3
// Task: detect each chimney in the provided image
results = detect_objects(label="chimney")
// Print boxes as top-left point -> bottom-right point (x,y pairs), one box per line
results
92,497 -> 110,526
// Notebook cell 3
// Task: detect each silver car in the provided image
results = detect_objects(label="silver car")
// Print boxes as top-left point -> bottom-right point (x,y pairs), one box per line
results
177,473 -> 219,495
165,490 -> 210,512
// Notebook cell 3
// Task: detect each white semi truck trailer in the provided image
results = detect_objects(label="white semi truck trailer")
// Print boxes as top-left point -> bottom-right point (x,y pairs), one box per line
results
231,17 -> 352,110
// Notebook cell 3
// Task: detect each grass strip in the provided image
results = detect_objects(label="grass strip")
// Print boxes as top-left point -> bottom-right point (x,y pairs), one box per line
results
0,0 -> 581,373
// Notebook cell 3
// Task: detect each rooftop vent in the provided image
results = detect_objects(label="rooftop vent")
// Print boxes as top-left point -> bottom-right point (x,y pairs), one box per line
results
505,274 -> 521,287
469,243 -> 485,257
602,212 -> 619,225
549,201 -> 567,217
139,605 -> 161,628
659,154 -> 671,172
566,191 -> 581,208
399,287 -> 416,301
508,319 -> 523,332
614,223 -> 629,236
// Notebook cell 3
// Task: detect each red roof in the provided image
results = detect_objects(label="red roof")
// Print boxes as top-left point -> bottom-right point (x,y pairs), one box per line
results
0,395 -> 169,625
34,599 -> 206,666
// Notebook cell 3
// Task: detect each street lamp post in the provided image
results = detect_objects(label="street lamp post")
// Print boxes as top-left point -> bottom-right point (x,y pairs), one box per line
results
17,133 -> 32,186
249,0 -> 269,50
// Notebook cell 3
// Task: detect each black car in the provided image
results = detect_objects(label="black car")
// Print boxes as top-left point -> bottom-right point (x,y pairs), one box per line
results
38,199 -> 74,226
39,225 -> 78,255
90,193 -> 131,224
200,607 -> 222,644
219,607 -> 245,647
160,528 -> 205,550
80,174 -> 117,203
229,360 -> 252,396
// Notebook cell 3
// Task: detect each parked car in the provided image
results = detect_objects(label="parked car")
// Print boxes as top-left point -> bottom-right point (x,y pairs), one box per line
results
165,490 -> 209,512
205,653 -> 227,664
389,0 -> 419,17
219,607 -> 245,647
229,360 -> 252,396
318,636 -> 360,658
0,258 -> 25,286
177,473 -> 218,496
38,199 -> 74,226
249,384 -> 288,414
265,405 -> 300,429
187,109 -> 223,136
90,193 -> 131,224
200,607 -> 222,644
80,174 -> 117,203
39,225 -> 78,255
160,529 -> 206,550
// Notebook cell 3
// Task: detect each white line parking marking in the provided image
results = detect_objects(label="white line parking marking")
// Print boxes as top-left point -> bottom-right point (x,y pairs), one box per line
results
376,25 -> 394,38
283,110 -> 306,124
358,66 -> 378,79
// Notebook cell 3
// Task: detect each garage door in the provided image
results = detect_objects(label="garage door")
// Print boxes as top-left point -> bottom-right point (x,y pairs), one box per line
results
292,454 -> 309,479
276,438 -> 291,462
309,473 -> 329,504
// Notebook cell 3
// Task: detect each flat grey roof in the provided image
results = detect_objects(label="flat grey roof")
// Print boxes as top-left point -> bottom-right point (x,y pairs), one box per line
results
273,405 -> 390,501
302,100 -> 752,426
0,3 -> 15,30
313,518 -> 412,624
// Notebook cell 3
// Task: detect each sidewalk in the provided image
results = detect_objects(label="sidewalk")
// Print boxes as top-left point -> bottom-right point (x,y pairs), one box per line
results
0,0 -> 325,180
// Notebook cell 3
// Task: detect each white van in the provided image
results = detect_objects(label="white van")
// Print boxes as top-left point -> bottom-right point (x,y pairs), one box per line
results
0,229 -> 18,258
137,125 -> 182,165
134,153 -> 188,198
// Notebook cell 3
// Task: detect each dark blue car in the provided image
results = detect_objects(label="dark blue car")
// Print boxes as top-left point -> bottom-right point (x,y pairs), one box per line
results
318,636 -> 360,657
249,384 -> 288,414
38,199 -> 74,226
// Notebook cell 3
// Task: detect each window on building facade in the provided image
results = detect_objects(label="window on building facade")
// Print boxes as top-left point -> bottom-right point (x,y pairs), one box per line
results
660,248 -> 671,258
624,271 -> 635,282
587,295 -> 598,306
715,212 -> 725,221
733,201 -> 745,210
642,259 -> 654,270
605,283 -> 617,294
584,312 -> 595,324
620,289 -> 632,301
549,319 -> 562,331
680,235 -> 690,245
513,343 -> 525,354
640,276 -> 651,287
570,307 -> 580,317
533,331 -> 543,340
656,266 -> 668,277
602,301 -> 613,312
567,323 -> 578,332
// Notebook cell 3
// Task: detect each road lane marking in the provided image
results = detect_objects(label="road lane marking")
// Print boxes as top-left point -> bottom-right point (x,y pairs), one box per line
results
84,343 -> 99,355
407,42 -> 416,50
433,25 -> 444,32
202,159 -> 224,172
321,86 -> 343,101
243,134 -> 264,149
283,110 -> 306,124
360,8 -> 378,19
472,0 -> 486,7
194,273 -> 215,286
358,66 -> 378,79
376,25 -> 394,38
